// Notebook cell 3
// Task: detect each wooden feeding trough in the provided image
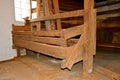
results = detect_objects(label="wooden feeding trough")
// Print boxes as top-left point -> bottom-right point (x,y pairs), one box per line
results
12,0 -> 96,75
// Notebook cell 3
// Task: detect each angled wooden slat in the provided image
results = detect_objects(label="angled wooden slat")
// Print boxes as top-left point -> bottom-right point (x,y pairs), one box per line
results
30,10 -> 84,22
63,25 -> 84,39
13,35 -> 66,46
14,38 -> 66,59
97,2 -> 120,13
12,30 -> 62,37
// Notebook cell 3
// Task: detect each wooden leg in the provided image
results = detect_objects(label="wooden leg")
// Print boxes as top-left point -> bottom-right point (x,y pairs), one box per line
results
16,47 -> 21,57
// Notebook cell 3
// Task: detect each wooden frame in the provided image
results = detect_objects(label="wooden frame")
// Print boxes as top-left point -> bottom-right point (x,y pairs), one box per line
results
12,0 -> 96,75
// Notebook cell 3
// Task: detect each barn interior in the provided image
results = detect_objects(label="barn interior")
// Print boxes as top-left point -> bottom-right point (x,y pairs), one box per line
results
0,0 -> 120,80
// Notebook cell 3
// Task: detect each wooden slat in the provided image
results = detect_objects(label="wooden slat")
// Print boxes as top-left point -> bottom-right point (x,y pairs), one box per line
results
30,10 -> 84,22
63,25 -> 84,39
34,30 -> 62,37
14,38 -> 66,59
12,24 -> 31,31
97,2 -> 120,13
97,13 -> 120,20
13,35 -> 66,46
12,30 -> 62,37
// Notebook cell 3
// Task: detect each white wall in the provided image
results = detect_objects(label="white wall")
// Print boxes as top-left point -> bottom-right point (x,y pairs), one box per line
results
0,0 -> 17,61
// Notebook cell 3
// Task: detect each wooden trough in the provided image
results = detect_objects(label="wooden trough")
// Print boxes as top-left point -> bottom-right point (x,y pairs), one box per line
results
12,0 -> 96,75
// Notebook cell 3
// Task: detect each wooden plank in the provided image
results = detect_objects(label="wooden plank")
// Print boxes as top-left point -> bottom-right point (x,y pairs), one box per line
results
30,10 -> 84,22
95,65 -> 120,80
13,35 -> 66,46
83,0 -> 94,77
97,13 -> 120,20
12,30 -> 62,37
12,24 -> 31,31
14,38 -> 66,59
53,0 -> 62,30
97,2 -> 120,13
63,25 -> 84,39
34,30 -> 62,37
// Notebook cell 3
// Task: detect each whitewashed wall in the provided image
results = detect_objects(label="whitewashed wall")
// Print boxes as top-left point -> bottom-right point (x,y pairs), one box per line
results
0,0 -> 17,61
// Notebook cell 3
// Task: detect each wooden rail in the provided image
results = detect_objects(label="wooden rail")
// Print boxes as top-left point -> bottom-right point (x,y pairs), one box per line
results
30,10 -> 84,22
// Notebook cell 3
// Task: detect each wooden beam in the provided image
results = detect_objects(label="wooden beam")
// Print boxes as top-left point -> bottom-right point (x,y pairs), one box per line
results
97,2 -> 120,13
63,25 -> 84,39
83,0 -> 94,77
43,0 -> 51,30
30,10 -> 84,22
12,30 -> 62,37
13,35 -> 66,46
97,13 -> 120,20
53,0 -> 62,30
14,38 -> 66,59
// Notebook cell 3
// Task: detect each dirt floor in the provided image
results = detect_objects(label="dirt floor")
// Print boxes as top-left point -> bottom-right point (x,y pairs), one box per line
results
0,47 -> 120,80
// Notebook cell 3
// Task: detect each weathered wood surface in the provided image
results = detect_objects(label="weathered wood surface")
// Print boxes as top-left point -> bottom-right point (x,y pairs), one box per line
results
13,35 -> 66,46
30,10 -> 84,22
14,38 -> 66,59
83,0 -> 94,77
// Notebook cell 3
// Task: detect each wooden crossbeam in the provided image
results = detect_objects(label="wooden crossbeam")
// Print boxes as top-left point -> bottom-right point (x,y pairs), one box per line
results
63,25 -> 84,39
30,10 -> 84,22
13,35 -> 66,46
14,38 -> 66,59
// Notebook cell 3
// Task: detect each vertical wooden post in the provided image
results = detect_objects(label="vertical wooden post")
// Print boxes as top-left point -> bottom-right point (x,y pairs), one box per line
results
53,0 -> 62,30
43,0 -> 52,30
83,0 -> 94,77
91,9 -> 96,55
36,0 -> 41,31
30,0 -> 32,19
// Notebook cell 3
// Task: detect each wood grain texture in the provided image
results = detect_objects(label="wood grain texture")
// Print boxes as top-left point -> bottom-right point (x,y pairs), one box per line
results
14,38 -> 66,59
